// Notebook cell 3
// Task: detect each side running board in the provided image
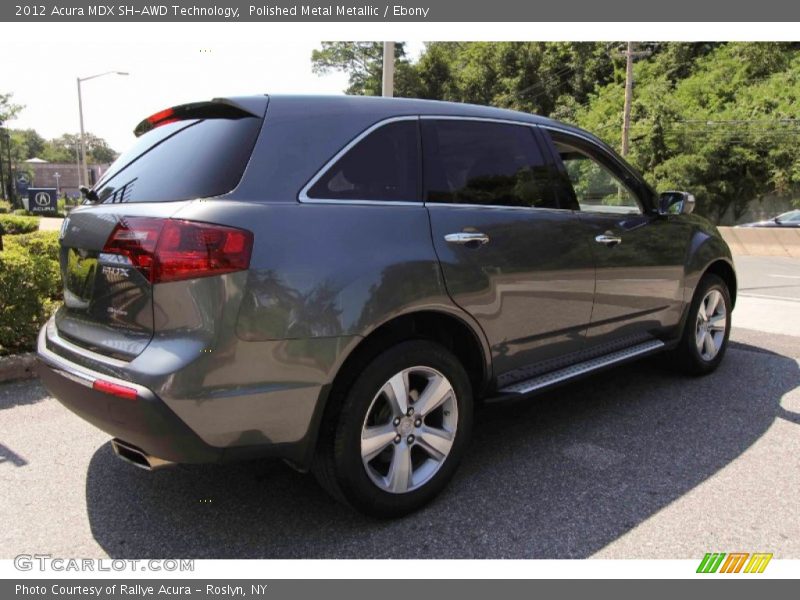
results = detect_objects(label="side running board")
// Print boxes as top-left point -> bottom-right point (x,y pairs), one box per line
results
497,339 -> 665,396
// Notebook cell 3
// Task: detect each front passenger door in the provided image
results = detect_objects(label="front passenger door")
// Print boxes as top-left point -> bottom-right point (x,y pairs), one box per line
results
543,129 -> 692,349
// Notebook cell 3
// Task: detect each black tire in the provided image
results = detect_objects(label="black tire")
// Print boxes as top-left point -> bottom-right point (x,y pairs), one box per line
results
670,273 -> 732,376
313,340 -> 473,518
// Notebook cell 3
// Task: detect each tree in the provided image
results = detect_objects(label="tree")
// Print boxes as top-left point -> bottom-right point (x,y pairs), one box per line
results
311,42 -> 421,96
413,42 -> 621,116
0,92 -> 23,125
9,129 -> 46,162
577,43 -> 800,219
312,42 -> 800,220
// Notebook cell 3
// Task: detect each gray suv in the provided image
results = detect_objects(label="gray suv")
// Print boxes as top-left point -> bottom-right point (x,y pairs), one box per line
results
37,95 -> 736,517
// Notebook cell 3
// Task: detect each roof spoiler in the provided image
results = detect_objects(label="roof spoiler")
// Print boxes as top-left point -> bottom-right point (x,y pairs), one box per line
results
133,96 -> 267,137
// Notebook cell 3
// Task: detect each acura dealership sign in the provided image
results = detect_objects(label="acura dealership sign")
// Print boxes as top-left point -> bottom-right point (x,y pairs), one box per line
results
27,188 -> 58,216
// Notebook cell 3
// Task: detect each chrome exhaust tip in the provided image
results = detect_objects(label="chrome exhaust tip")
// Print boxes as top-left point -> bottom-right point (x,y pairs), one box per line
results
111,439 -> 175,471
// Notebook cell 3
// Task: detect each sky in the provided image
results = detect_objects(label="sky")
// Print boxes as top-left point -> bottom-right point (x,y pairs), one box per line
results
0,23 -> 423,155
1,19 -> 785,158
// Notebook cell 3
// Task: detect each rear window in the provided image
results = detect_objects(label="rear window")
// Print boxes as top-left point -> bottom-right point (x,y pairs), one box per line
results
306,120 -> 419,202
94,116 -> 262,203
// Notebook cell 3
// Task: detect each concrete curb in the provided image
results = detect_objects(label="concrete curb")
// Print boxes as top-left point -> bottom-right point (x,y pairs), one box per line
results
719,226 -> 800,258
0,352 -> 38,383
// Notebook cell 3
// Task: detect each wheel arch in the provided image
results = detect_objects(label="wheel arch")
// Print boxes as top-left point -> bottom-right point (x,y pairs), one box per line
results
303,309 -> 492,470
333,309 -> 491,404
703,259 -> 737,307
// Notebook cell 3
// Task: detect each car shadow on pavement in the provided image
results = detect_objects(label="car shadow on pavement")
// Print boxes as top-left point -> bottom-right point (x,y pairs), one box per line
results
0,379 -> 50,411
85,342 -> 799,559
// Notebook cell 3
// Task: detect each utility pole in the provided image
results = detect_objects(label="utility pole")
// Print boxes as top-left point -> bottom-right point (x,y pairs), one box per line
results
382,42 -> 395,97
0,121 -> 5,200
4,129 -> 15,207
620,42 -> 651,157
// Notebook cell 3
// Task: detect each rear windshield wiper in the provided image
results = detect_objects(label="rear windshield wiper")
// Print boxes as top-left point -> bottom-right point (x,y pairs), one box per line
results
80,185 -> 100,203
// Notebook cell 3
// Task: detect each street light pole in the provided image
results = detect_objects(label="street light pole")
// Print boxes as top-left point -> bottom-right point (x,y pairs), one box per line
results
76,70 -> 128,189
76,77 -> 86,188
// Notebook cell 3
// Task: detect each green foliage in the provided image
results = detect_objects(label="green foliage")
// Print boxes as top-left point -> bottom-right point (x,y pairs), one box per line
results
0,214 -> 40,234
416,42 -> 620,116
0,91 -> 23,124
311,42 -> 420,96
12,230 -> 60,262
0,232 -> 61,355
0,200 -> 10,214
313,42 -> 800,221
42,132 -> 118,164
9,129 -> 45,162
4,128 -> 119,165
575,42 -> 800,219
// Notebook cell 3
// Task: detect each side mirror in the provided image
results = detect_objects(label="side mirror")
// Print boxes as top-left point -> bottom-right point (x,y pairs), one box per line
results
659,191 -> 695,215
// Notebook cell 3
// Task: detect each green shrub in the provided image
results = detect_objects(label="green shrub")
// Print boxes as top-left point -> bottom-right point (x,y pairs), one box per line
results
12,208 -> 30,216
0,238 -> 62,355
0,200 -> 10,214
0,214 -> 40,234
11,230 -> 61,262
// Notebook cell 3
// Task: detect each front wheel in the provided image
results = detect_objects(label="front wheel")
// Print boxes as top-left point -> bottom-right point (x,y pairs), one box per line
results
313,340 -> 473,518
671,273 -> 732,375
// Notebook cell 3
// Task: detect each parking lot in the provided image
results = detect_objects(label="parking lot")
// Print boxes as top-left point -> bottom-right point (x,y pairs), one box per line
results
1,255 -> 798,559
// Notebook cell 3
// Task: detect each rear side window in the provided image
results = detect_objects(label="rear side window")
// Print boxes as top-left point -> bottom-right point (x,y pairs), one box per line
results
422,119 -> 557,209
95,116 -> 262,203
306,120 -> 419,202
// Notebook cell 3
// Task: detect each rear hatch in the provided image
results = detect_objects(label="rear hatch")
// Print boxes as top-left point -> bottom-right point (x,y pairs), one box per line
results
54,97 -> 266,360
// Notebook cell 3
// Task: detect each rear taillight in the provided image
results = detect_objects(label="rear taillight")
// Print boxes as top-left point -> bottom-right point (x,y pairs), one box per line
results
102,217 -> 253,284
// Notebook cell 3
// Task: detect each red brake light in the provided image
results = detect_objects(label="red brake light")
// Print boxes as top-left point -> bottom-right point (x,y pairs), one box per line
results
146,107 -> 176,128
93,379 -> 138,401
102,218 -> 253,284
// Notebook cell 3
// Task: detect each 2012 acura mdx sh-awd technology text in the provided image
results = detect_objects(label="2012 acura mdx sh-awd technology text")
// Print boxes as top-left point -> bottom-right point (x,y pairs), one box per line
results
37,95 -> 736,517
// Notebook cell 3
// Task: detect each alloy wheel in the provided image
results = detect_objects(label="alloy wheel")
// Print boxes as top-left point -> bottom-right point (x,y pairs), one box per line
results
695,289 -> 727,361
360,366 -> 458,494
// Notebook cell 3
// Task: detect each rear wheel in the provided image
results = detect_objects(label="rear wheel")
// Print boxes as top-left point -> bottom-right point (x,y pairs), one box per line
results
671,274 -> 732,375
313,340 -> 473,518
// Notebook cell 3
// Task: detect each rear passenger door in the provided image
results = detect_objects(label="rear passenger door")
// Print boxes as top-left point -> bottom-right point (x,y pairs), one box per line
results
422,118 -> 596,383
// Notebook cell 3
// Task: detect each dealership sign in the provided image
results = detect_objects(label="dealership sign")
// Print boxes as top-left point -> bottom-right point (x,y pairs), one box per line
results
16,172 -> 31,195
27,187 -> 58,216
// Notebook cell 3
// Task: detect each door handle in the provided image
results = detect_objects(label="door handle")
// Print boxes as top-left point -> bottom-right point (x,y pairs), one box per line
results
444,232 -> 490,246
594,233 -> 622,246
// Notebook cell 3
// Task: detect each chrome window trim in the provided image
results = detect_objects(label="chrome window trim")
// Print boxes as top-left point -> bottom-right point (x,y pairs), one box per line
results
298,115 -> 422,206
419,114 -> 538,128
426,202 -> 573,213
297,114 -> 622,213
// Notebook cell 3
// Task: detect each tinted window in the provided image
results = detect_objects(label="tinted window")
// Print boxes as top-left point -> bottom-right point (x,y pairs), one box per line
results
554,142 -> 642,215
422,120 -> 557,209
306,120 -> 419,202
95,117 -> 262,203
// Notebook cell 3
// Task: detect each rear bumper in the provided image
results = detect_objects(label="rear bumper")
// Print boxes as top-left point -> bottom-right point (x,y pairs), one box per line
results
37,327 -> 224,464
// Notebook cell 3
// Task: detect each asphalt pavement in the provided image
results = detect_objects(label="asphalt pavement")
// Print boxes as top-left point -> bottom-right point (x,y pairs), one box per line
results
1,256 -> 798,559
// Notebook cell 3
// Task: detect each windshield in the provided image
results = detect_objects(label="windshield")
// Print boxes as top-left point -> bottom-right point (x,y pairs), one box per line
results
776,210 -> 800,223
